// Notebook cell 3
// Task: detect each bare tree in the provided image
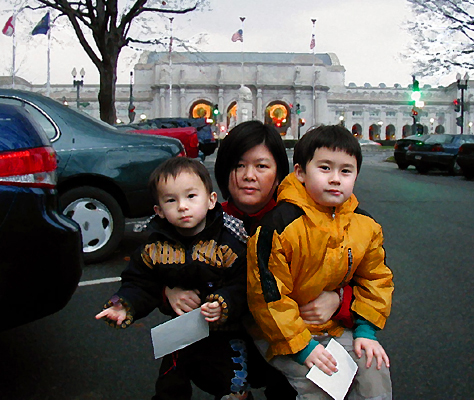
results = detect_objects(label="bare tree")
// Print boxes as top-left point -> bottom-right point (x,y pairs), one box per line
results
26,0 -> 204,124
405,0 -> 474,81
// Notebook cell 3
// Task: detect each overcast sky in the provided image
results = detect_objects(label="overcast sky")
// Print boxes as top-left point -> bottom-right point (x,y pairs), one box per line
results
1,0 -> 442,88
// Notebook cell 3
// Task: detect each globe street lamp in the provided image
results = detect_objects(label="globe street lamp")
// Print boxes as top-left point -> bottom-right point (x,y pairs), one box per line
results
72,67 -> 85,109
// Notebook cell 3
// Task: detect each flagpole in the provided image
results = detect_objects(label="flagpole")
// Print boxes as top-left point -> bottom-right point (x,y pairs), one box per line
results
311,18 -> 317,126
240,17 -> 245,87
12,13 -> 17,88
46,25 -> 51,96
169,17 -> 174,118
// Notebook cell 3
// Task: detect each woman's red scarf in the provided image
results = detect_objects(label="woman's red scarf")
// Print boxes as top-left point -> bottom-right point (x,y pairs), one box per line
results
222,199 -> 277,236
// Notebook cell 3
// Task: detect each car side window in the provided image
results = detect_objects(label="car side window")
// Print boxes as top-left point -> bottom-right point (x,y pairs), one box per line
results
0,97 -> 58,141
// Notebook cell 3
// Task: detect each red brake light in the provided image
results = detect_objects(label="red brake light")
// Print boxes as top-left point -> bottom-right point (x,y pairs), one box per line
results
408,144 -> 414,151
431,145 -> 443,152
0,146 -> 57,188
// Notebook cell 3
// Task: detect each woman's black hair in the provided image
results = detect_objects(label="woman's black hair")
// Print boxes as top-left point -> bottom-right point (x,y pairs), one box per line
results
215,120 -> 289,200
293,124 -> 363,173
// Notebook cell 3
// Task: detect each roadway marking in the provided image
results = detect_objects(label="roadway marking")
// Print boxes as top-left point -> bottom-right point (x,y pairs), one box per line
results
78,277 -> 121,286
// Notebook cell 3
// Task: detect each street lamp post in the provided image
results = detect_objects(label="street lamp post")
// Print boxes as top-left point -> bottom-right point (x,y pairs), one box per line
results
378,120 -> 384,139
72,67 -> 85,109
456,72 -> 469,134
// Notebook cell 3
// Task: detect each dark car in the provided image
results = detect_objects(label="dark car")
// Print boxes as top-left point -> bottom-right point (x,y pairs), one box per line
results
406,133 -> 474,174
457,142 -> 474,179
0,89 -> 184,263
124,117 -> 217,157
393,134 -> 429,170
0,104 -> 83,331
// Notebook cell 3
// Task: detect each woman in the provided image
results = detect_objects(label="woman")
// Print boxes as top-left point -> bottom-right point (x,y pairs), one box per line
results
165,121 -> 352,398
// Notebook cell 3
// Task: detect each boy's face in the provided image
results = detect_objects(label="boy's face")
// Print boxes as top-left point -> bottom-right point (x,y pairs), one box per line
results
154,171 -> 217,236
294,147 -> 358,208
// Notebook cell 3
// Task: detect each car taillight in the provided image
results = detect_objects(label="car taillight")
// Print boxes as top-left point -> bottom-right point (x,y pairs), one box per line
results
0,146 -> 57,188
394,143 -> 399,150
408,144 -> 414,151
431,145 -> 444,152
458,146 -> 465,155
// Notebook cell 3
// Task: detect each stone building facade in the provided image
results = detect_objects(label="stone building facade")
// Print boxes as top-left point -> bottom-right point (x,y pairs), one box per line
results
2,51 -> 472,139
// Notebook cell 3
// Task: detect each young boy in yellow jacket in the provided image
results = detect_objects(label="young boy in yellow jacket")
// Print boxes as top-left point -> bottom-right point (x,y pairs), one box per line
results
247,125 -> 393,399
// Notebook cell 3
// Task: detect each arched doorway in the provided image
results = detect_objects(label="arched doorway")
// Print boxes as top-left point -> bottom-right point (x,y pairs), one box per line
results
369,124 -> 380,140
386,124 -> 396,140
352,124 -> 362,137
265,101 -> 290,136
435,125 -> 445,134
227,101 -> 237,131
189,100 -> 213,119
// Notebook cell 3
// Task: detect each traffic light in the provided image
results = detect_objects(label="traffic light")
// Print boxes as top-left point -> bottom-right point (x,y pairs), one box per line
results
456,116 -> 463,127
299,118 -> 305,127
213,104 -> 219,116
453,99 -> 461,112
411,79 -> 420,101
296,103 -> 301,115
411,107 -> 420,123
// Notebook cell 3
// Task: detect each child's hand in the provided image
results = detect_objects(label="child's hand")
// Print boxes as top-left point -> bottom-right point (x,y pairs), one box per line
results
353,337 -> 390,369
165,286 -> 201,315
95,304 -> 127,325
304,343 -> 338,375
299,291 -> 340,325
200,301 -> 222,322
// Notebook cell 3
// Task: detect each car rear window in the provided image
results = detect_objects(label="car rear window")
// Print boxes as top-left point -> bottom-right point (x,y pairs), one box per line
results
424,135 -> 454,144
0,105 -> 50,151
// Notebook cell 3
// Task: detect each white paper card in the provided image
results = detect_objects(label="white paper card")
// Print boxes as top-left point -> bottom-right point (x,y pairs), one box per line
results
150,308 -> 209,359
306,339 -> 358,400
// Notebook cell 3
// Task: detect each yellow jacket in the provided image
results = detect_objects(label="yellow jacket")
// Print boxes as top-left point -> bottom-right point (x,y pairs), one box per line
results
247,172 -> 394,359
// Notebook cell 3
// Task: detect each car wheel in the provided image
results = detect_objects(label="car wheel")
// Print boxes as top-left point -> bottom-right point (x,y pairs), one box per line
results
416,164 -> 430,174
396,161 -> 409,170
60,186 -> 125,264
448,157 -> 461,176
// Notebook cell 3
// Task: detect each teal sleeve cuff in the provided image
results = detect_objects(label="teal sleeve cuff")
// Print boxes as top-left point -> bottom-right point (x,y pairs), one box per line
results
353,317 -> 378,341
291,339 -> 319,365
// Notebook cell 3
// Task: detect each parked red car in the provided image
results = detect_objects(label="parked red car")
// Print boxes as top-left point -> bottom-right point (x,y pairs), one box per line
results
117,125 -> 199,159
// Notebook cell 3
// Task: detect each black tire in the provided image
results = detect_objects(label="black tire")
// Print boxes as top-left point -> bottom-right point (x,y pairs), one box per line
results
462,168 -> 474,180
415,164 -> 430,174
396,161 -> 409,170
448,157 -> 461,176
60,186 -> 125,264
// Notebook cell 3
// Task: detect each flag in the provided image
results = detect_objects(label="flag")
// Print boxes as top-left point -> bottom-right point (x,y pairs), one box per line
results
231,29 -> 243,42
32,12 -> 50,35
310,34 -> 315,50
2,15 -> 14,37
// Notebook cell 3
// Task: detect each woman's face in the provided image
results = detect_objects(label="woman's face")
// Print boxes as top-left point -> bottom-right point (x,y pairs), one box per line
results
228,143 -> 279,215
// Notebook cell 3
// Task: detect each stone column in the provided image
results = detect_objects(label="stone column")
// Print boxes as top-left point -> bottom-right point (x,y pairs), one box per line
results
396,111 -> 404,139
256,88 -> 263,122
180,88 -> 186,118
362,110 -> 370,139
314,91 -> 329,126
159,87 -> 166,117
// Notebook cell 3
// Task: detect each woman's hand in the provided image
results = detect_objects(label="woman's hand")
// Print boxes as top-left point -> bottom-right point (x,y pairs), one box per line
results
165,286 -> 201,315
299,291 -> 340,325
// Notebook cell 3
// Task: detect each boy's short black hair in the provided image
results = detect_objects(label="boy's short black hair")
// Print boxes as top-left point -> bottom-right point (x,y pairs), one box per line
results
148,157 -> 213,203
215,120 -> 289,200
293,125 -> 362,173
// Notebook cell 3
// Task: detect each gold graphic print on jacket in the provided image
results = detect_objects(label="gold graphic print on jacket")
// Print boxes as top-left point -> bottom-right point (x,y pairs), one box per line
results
142,240 -> 238,269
